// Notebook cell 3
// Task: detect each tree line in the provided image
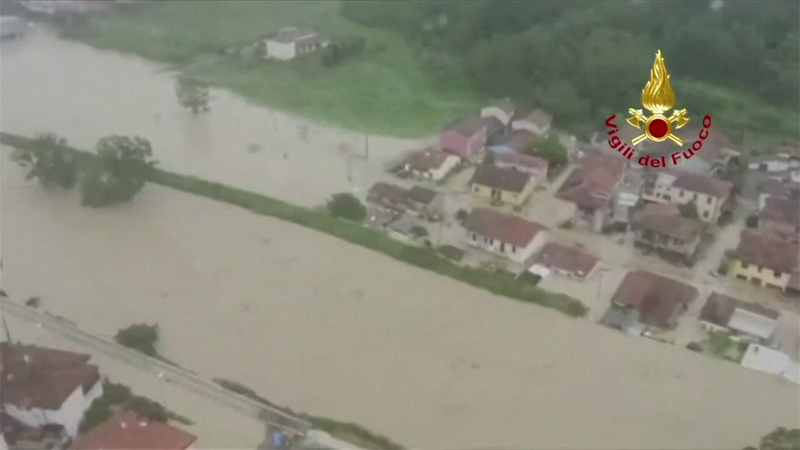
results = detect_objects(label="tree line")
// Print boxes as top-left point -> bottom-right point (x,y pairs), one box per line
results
342,1 -> 799,140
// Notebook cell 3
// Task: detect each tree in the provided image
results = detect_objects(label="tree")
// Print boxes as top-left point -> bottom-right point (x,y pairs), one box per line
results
411,225 -> 429,238
327,193 -> 367,222
81,136 -> 157,207
79,399 -> 112,433
744,427 -> 800,450
679,201 -> 699,220
114,323 -> 160,357
126,395 -> 169,423
527,135 -> 567,169
103,382 -> 132,405
10,133 -> 76,189
175,77 -> 210,114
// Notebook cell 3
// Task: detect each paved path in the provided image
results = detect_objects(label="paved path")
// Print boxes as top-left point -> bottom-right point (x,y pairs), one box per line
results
0,297 -> 310,448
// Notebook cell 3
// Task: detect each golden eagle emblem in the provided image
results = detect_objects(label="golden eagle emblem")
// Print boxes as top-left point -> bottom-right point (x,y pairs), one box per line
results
627,50 -> 689,146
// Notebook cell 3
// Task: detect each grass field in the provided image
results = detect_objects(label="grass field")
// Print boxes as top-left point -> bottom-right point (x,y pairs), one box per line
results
59,1 -> 481,137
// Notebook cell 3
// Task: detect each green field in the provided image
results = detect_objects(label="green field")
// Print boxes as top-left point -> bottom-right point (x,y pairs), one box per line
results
60,1 -> 480,137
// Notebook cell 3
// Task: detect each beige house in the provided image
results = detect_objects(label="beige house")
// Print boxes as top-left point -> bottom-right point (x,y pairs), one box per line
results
729,230 -> 799,291
464,208 -> 548,264
402,147 -> 460,181
633,203 -> 705,261
641,170 -> 733,224
469,165 -> 534,207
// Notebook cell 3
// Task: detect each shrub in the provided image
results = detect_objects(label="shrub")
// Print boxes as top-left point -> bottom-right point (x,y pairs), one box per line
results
103,382 -> 132,404
126,395 -> 169,422
327,193 -> 367,222
455,209 -> 469,222
115,323 -> 159,357
80,398 -> 112,433
411,225 -> 429,238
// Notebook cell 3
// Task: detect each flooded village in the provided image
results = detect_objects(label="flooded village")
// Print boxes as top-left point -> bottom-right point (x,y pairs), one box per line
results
1,4 -> 799,450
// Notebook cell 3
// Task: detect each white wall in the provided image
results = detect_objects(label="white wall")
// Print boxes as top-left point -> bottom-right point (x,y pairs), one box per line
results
480,107 -> 512,126
266,41 -> 296,60
511,120 -> 549,136
83,379 -> 104,413
749,160 -> 790,172
468,231 -> 547,264
4,384 -> 85,437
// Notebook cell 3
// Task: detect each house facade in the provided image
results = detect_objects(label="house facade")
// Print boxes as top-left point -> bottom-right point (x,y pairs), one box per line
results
403,148 -> 460,181
0,343 -> 104,438
440,118 -> 487,158
465,208 -> 548,263
469,165 -> 534,207
641,170 -> 732,224
729,230 -> 799,291
264,28 -> 327,61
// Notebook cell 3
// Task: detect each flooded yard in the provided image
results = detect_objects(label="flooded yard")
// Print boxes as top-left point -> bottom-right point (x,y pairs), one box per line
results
0,27 -> 424,207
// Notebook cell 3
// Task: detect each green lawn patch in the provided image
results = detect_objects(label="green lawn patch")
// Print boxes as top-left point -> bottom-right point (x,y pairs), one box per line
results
1,132 -> 588,319
687,331 -> 747,364
54,1 -> 480,137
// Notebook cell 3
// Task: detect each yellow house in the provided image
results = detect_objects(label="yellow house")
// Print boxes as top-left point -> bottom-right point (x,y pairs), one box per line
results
469,165 -> 534,207
729,230 -> 798,291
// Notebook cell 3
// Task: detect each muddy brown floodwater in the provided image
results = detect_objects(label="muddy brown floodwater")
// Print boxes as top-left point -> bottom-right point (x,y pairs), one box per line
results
1,27 -> 798,450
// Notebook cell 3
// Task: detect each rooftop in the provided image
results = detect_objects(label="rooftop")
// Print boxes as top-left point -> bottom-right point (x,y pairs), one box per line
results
469,165 -> 532,193
760,179 -> 793,199
465,208 -> 548,247
448,117 -> 487,137
518,109 -> 553,129
72,411 -> 197,450
496,149 -> 548,171
732,230 -> 799,273
408,186 -> 439,205
699,293 -> 780,340
634,204 -> 706,242
0,343 -> 100,411
670,170 -> 733,198
556,154 -> 626,209
404,147 -> 452,172
485,98 -> 515,115
760,196 -> 800,227
611,270 -> 698,329
534,243 -> 599,278
268,28 -> 319,44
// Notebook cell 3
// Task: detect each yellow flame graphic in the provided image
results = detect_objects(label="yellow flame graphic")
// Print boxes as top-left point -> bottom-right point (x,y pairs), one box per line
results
641,50 -> 675,114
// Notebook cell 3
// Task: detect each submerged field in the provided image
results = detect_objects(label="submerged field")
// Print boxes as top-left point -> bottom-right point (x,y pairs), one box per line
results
58,0 -> 480,137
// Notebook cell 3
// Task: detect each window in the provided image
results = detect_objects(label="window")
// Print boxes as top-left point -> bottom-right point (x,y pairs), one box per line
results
775,270 -> 782,277
703,211 -> 709,219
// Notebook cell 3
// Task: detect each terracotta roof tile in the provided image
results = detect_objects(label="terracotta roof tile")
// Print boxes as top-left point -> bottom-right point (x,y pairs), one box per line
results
496,151 -> 547,171
404,148 -> 451,171
469,165 -> 531,193
556,155 -> 626,209
760,197 -> 800,227
72,411 -> 196,450
670,171 -> 733,198
700,292 -> 780,327
611,271 -> 698,329
465,208 -> 547,247
534,243 -> 599,278
733,230 -> 798,273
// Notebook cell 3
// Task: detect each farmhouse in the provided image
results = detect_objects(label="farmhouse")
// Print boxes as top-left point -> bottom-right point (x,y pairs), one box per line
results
464,208 -> 548,264
261,28 -> 328,61
402,147 -> 460,181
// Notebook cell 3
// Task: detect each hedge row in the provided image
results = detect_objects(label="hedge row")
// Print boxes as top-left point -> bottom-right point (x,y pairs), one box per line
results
0,132 -> 588,318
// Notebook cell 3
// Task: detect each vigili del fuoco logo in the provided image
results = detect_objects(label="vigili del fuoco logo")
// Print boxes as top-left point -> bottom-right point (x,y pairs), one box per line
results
604,50 -> 713,168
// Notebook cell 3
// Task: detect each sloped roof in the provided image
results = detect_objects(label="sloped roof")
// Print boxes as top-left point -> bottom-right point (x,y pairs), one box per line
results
405,147 -> 452,171
408,186 -> 439,205
611,270 -> 698,329
519,109 -> 553,129
699,292 -> 780,328
733,230 -> 799,273
760,179 -> 793,198
556,154 -> 626,209
485,98 -> 515,114
72,411 -> 196,450
634,204 -> 705,242
670,171 -> 733,198
470,165 -> 531,193
268,28 -> 319,44
496,150 -> 548,171
0,343 -> 99,410
534,243 -> 599,278
465,208 -> 547,247
760,197 -> 800,227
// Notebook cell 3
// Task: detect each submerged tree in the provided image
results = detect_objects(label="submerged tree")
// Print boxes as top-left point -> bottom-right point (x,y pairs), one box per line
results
744,427 -> 800,450
327,193 -> 367,222
80,136 -> 157,207
10,133 -> 76,189
175,77 -> 210,114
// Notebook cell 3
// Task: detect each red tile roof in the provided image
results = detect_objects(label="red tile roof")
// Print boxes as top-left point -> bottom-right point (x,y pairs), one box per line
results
496,151 -> 548,171
73,412 -> 196,450
760,179 -> 793,199
611,271 -> 698,329
760,197 -> 800,228
404,147 -> 451,171
534,243 -> 599,278
469,165 -> 532,193
670,171 -> 733,198
699,292 -> 780,327
0,343 -> 99,410
556,155 -> 626,209
635,204 -> 706,242
733,230 -> 799,273
465,208 -> 548,247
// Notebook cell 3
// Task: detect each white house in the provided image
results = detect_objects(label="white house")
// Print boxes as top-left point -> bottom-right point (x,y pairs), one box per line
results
263,28 -> 328,61
1,343 -> 104,437
642,170 -> 733,224
740,344 -> 799,384
480,99 -> 516,127
402,147 -> 460,181
511,109 -> 552,136
464,208 -> 548,264
748,154 -> 798,173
